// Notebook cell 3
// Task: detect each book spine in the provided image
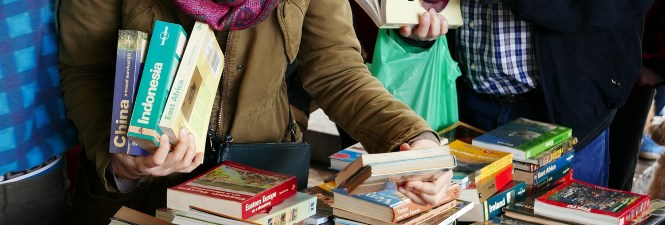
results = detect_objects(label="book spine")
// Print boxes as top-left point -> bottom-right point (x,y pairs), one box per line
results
468,164 -> 513,203
520,127 -> 573,159
252,195 -> 317,225
513,138 -> 575,168
482,181 -> 527,221
241,177 -> 298,219
533,151 -> 574,184
392,184 -> 461,222
128,20 -> 188,149
477,154 -> 512,182
110,30 -> 150,156
531,166 -> 571,193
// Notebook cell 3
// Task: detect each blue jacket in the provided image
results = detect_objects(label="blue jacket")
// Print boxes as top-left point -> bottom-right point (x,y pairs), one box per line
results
503,0 -> 655,148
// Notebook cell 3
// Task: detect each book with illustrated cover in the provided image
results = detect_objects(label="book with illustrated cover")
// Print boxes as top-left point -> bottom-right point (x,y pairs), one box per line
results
109,30 -> 150,156
504,182 -> 583,225
329,147 -> 367,171
353,0 -> 462,29
534,180 -> 651,225
472,118 -> 572,160
449,140 -> 512,187
332,183 -> 460,222
513,151 -> 574,186
158,192 -> 316,225
460,181 -> 527,222
438,121 -> 485,144
334,146 -> 451,191
332,200 -> 470,225
159,21 -> 224,160
128,20 -> 188,150
512,137 -> 577,172
167,161 -> 297,220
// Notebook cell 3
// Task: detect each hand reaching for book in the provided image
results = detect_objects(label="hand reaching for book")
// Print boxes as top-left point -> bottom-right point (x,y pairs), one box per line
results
399,8 -> 449,41
112,128 -> 204,180
397,141 -> 454,206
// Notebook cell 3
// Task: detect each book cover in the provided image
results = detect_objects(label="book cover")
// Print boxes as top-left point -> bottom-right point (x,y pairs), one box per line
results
332,183 -> 460,222
438,121 -> 486,144
472,117 -> 573,160
514,150 -> 574,185
631,199 -> 665,225
159,21 -> 224,159
534,180 -> 651,225
513,137 -> 577,171
531,166 -> 572,194
332,199 -> 469,225
449,140 -> 513,185
167,161 -> 298,220
329,149 -> 367,171
128,20 -> 188,150
355,0 -> 462,29
460,181 -> 527,222
301,182 -> 335,217
110,30 -> 150,156
459,163 -> 514,204
504,184 -> 584,225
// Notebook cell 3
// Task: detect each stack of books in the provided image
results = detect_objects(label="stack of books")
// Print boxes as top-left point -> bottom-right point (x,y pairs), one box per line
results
158,161 -> 317,225
471,118 -> 575,193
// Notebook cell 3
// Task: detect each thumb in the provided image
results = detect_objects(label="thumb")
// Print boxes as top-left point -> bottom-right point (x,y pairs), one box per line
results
400,143 -> 412,151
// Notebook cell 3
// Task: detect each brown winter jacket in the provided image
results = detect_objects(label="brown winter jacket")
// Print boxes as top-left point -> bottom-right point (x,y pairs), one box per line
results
58,0 -> 433,221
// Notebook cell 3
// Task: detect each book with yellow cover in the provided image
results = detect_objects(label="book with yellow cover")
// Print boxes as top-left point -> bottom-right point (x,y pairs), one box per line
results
449,140 -> 513,188
159,21 -> 224,159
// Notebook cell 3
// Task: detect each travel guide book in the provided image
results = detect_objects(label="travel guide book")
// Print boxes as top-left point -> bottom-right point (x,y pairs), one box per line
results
159,21 -> 224,161
109,29 -> 150,156
534,180 -> 650,225
353,0 -> 462,29
128,20 -> 188,150
472,117 -> 572,160
449,140 -> 513,187
167,161 -> 297,220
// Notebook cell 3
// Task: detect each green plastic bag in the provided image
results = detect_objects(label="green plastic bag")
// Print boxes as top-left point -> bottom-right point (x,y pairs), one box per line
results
369,30 -> 461,131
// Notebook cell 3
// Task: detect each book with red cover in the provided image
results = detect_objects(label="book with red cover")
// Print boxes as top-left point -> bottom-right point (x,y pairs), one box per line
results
534,180 -> 650,225
167,161 -> 297,219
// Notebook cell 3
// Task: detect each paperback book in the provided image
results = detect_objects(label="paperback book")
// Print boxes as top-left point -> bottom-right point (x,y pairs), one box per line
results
167,161 -> 298,219
459,180 -> 528,222
128,20 -> 188,150
329,147 -> 367,171
512,137 -> 577,172
513,150 -> 574,185
353,0 -> 462,29
458,163 -> 514,204
534,180 -> 650,225
472,117 -> 572,160
109,29 -> 150,156
449,140 -> 513,187
332,200 -> 471,225
159,21 -> 224,160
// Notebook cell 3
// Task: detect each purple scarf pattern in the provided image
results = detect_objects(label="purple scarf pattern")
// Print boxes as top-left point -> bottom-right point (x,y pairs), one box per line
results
173,0 -> 280,31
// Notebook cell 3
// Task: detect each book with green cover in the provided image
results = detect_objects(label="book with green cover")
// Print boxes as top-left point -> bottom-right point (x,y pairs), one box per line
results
471,118 -> 572,160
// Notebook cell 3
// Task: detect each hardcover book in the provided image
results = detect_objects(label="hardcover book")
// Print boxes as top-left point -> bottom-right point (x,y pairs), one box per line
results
167,161 -> 298,220
109,30 -> 150,156
504,187 -> 584,225
353,0 -> 462,29
438,121 -> 486,144
459,181 -> 528,222
159,21 -> 224,160
534,180 -> 651,225
334,146 -> 451,190
512,137 -> 577,172
332,200 -> 470,225
472,117 -> 573,160
128,20 -> 188,150
513,150 -> 574,185
332,183 -> 461,222
449,140 -> 513,187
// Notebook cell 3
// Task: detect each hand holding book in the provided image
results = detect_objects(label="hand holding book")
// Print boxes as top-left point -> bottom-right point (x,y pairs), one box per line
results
396,141 -> 454,206
398,8 -> 449,41
112,128 -> 203,180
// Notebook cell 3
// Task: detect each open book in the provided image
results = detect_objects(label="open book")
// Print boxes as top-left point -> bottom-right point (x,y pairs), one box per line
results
354,0 -> 462,29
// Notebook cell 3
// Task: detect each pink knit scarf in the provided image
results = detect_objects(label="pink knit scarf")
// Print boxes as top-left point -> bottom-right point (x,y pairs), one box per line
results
172,0 -> 281,31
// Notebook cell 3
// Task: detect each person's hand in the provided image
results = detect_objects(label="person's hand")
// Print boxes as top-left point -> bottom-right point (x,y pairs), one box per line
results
112,128 -> 204,180
397,140 -> 453,206
638,66 -> 664,87
399,8 -> 449,41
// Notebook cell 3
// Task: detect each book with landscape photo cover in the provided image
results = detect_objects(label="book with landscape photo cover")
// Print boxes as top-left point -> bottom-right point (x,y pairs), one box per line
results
472,117 -> 572,160
353,0 -> 462,29
334,146 -> 452,193
109,29 -> 150,156
159,21 -> 224,161
534,180 -> 651,225
167,161 -> 297,220
332,183 -> 461,222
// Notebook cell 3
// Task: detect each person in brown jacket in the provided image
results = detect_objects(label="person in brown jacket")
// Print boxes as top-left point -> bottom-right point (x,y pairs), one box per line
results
58,0 -> 451,224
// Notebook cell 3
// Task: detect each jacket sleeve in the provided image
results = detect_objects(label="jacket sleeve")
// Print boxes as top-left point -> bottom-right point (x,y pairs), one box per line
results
297,0 -> 436,153
58,0 -> 128,192
505,0 -> 654,33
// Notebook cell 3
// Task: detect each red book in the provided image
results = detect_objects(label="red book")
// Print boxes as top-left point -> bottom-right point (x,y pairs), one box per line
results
534,180 -> 650,225
167,161 -> 297,219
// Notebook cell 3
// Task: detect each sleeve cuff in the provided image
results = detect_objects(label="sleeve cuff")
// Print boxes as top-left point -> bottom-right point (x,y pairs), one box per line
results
106,158 -> 141,193
407,131 -> 441,146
